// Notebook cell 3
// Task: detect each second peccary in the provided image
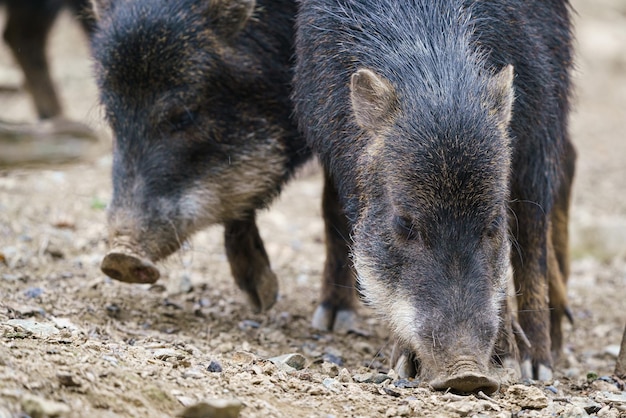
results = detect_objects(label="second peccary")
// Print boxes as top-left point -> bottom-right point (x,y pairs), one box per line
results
293,0 -> 575,392
93,0 -> 314,313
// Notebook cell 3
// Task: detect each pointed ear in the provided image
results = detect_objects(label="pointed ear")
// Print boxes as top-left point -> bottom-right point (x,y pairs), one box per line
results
90,0 -> 114,21
208,0 -> 256,39
350,68 -> 399,133
488,64 -> 515,129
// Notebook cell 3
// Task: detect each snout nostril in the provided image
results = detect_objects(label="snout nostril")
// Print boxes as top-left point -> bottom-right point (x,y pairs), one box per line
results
100,252 -> 160,284
101,266 -> 123,281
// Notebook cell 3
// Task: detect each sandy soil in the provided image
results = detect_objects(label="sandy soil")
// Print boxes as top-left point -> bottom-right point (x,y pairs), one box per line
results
1,1 -> 625,417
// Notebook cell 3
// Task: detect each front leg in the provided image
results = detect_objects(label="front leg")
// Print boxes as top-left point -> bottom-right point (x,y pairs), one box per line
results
224,216 -> 278,313
510,200 -> 553,381
311,170 -> 358,333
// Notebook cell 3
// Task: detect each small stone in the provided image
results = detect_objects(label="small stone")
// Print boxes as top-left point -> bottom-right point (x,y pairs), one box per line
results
337,368 -> 352,383
320,361 -> 339,377
207,360 -> 223,373
322,353 -> 343,366
57,372 -> 81,387
353,373 -> 374,383
7,319 -> 60,338
444,401 -> 475,416
182,370 -> 204,379
21,394 -> 70,418
178,399 -> 242,418
50,317 -> 79,332
560,405 -> 590,418
24,287 -> 44,299
393,378 -> 420,388
507,384 -> 550,409
238,320 -> 260,330
153,348 -> 183,360
322,377 -> 342,393
179,273 -> 193,293
231,351 -> 256,364
268,353 -> 307,371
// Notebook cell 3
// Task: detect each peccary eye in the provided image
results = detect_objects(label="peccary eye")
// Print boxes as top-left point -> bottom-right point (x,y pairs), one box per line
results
394,215 -> 421,241
168,109 -> 197,132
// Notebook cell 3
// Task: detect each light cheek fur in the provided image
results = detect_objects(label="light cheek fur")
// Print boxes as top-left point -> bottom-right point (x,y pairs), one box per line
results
353,251 -> 423,352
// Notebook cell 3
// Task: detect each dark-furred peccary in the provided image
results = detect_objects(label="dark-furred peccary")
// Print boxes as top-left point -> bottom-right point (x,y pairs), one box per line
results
93,0 -> 312,313
293,0 -> 575,392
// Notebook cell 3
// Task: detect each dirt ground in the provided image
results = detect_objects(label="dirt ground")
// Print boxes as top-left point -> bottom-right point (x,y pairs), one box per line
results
1,1 -> 625,417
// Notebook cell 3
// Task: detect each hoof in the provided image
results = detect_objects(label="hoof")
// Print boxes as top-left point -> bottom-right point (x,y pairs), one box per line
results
311,305 -> 357,334
520,359 -> 553,381
244,266 -> 278,313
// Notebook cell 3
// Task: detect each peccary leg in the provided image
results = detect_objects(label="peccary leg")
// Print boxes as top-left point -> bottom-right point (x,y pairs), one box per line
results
311,170 -> 358,333
549,139 -> 576,360
224,216 -> 278,313
510,198 -> 553,381
616,325 -> 626,378
3,0 -> 62,119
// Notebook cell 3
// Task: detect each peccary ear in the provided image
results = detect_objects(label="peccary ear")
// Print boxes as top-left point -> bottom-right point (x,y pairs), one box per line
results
208,0 -> 256,39
488,64 -> 515,130
90,0 -> 113,21
350,68 -> 399,133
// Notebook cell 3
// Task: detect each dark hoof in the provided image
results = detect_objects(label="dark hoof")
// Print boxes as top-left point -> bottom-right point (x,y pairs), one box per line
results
244,266 -> 278,313
520,360 -> 553,381
311,305 -> 357,334
101,251 -> 160,284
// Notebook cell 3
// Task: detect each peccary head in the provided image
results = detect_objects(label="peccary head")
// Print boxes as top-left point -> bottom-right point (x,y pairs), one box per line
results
350,65 -> 515,391
92,0 -> 296,262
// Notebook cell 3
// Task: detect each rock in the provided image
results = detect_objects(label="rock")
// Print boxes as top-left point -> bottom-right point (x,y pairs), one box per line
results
230,351 -> 256,364
268,353 -> 306,371
337,368 -> 352,383
153,348 -> 184,361
207,360 -> 223,373
507,384 -> 550,409
21,394 -> 70,418
7,319 -> 60,338
178,399 -> 242,418
353,373 -> 391,384
444,401 -> 475,416
56,372 -> 81,387
393,379 -> 420,388
559,405 -> 590,418
595,392 -> 626,405
322,377 -> 342,393
50,317 -> 79,332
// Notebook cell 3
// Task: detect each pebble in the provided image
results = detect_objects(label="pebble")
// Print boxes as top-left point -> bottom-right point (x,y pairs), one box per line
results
57,372 -> 81,387
23,287 -> 44,299
559,404 -> 590,417
7,319 -> 59,338
353,373 -> 391,384
153,348 -> 184,361
322,377 -> 342,393
179,399 -> 242,418
393,378 -> 420,389
268,353 -> 306,371
238,320 -> 260,330
337,368 -> 352,383
207,360 -> 223,373
507,384 -> 550,409
21,394 -> 70,418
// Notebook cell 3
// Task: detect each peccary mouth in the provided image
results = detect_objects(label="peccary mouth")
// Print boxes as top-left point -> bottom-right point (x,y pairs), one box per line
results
100,239 -> 161,284
429,357 -> 500,394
